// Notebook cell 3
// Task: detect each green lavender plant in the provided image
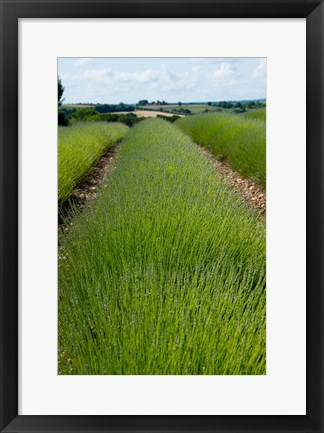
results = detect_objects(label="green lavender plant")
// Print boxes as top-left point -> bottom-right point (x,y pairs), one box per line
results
59,119 -> 266,375
58,121 -> 129,205
176,112 -> 266,187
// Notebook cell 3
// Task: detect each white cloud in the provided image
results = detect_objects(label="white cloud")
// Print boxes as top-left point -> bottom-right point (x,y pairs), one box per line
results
60,73 -> 80,88
213,63 -> 235,79
114,69 -> 162,83
83,67 -> 112,82
74,58 -> 94,67
111,67 -> 190,88
252,59 -> 267,79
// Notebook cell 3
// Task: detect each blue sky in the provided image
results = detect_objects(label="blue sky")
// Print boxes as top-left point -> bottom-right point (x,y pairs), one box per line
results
58,58 -> 266,104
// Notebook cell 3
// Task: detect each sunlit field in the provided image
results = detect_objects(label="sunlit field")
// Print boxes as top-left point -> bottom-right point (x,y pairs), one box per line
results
176,112 -> 266,187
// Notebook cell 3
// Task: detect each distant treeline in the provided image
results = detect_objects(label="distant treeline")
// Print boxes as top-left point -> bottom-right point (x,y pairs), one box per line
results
94,103 -> 134,113
59,107 -> 141,127
210,100 -> 265,111
160,107 -> 192,115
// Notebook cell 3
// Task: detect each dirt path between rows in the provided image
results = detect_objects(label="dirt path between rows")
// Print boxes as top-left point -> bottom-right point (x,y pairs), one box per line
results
71,144 -> 120,204
198,146 -> 266,214
118,110 -> 185,118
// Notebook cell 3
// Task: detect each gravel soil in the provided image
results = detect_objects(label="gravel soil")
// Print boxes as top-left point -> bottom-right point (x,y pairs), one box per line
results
198,146 -> 266,214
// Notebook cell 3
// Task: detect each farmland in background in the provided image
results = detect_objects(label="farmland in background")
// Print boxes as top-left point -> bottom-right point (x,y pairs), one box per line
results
137,100 -> 265,116
62,104 -> 95,109
61,100 -> 266,120
58,119 -> 266,375
138,103 -> 220,115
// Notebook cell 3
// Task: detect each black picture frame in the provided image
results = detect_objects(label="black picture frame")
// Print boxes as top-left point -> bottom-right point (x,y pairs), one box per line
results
1,1 -> 323,432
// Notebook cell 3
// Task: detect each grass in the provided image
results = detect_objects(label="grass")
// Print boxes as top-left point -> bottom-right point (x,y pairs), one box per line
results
139,103 -> 265,116
176,112 -> 266,187
139,104 -> 222,114
58,122 -> 129,205
62,104 -> 95,109
58,119 -> 266,375
243,108 -> 266,121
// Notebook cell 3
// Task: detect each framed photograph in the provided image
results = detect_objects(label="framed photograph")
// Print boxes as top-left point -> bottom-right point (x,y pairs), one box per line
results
0,1 -> 323,432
